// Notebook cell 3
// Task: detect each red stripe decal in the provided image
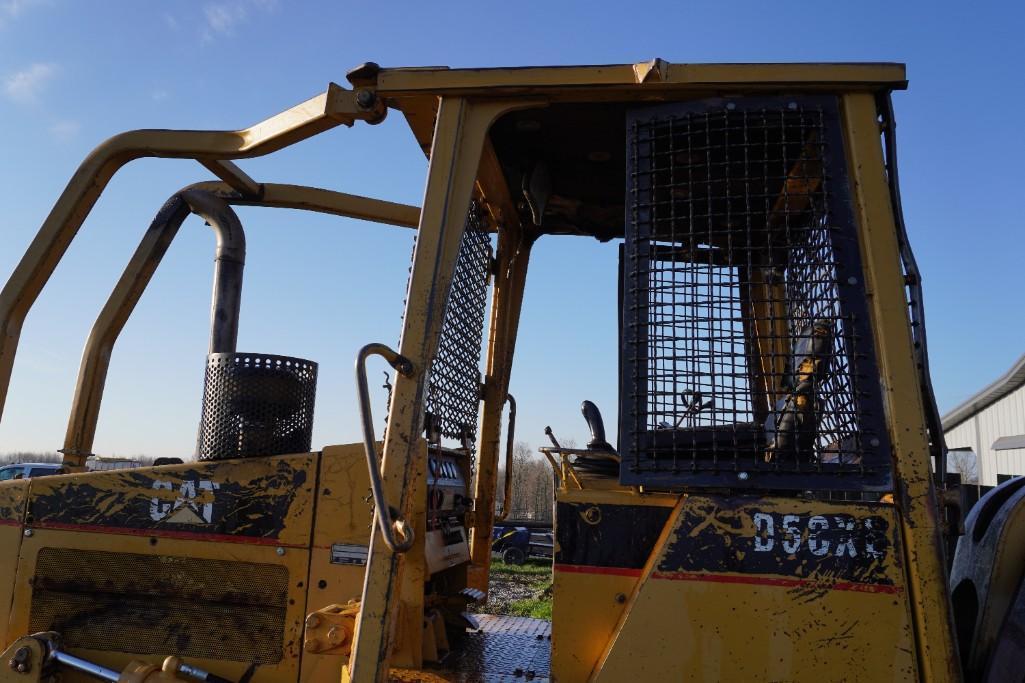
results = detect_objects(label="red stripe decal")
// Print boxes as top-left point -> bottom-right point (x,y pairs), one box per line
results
0,518 -> 21,527
554,564 -> 643,578
651,570 -> 904,594
31,521 -> 301,547
554,563 -> 901,594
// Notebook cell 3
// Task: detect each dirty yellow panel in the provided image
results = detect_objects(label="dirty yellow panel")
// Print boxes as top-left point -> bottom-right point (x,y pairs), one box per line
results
301,443 -> 376,683
0,479 -> 29,646
552,486 -> 677,681
8,528 -> 309,683
24,453 -> 318,547
593,495 -> 917,682
552,570 -> 637,682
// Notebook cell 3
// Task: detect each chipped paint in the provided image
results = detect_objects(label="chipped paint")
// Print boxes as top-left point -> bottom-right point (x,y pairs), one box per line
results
26,454 -> 316,545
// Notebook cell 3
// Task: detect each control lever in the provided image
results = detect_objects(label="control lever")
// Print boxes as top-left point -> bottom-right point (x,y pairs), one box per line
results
11,631 -> 238,682
581,400 -> 613,451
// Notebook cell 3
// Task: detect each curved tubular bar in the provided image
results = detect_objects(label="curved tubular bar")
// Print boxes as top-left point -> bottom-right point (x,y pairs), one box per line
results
61,190 -> 247,464
0,84 -> 369,426
61,182 -> 420,464
495,393 -> 516,523
355,343 -> 415,553
187,181 -> 421,229
183,190 -> 247,355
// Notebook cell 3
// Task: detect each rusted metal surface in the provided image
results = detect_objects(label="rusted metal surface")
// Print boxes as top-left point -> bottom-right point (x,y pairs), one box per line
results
28,547 -> 288,663
0,477 -> 28,524
26,455 -> 316,545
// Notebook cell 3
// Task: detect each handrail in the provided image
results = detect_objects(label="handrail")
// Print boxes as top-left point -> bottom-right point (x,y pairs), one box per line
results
0,84 -> 375,427
355,343 -> 415,553
61,181 -> 419,464
495,393 -> 516,522
61,190 -> 246,464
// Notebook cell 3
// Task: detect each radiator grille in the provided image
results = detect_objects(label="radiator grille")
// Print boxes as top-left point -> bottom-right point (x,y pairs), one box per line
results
424,203 -> 493,448
29,548 -> 288,663
621,97 -> 889,490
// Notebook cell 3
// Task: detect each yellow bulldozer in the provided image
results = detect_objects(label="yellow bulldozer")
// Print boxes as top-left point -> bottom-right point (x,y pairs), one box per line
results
0,60 -> 1020,682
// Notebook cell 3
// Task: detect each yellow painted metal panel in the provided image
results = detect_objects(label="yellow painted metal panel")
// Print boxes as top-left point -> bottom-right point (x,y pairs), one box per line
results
301,444 -> 376,683
23,454 -> 317,547
593,495 -> 918,682
7,529 -> 309,682
0,480 -> 29,645
841,93 -> 960,682
552,570 -> 636,682
376,63 -> 907,95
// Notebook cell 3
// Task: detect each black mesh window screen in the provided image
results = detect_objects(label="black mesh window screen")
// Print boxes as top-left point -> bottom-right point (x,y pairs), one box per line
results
621,96 -> 891,491
425,203 -> 493,449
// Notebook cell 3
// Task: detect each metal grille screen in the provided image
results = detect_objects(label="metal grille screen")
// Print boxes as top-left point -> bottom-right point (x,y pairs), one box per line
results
197,353 -> 317,460
621,97 -> 890,490
425,203 -> 493,446
29,548 -> 288,663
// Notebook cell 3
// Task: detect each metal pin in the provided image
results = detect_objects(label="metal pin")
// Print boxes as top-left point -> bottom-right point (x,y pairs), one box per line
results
276,547 -> 285,556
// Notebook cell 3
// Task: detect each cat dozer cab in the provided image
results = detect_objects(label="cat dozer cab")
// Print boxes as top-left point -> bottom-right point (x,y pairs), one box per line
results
0,60 -> 1019,682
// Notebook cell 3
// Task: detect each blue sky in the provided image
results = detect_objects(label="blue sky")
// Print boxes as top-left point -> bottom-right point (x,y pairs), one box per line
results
0,0 -> 1022,457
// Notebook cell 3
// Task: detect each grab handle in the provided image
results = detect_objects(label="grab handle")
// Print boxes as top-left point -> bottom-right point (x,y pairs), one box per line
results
355,343 -> 415,553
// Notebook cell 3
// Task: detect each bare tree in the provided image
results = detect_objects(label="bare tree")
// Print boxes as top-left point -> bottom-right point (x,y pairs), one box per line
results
496,441 -> 555,522
948,449 -> 979,484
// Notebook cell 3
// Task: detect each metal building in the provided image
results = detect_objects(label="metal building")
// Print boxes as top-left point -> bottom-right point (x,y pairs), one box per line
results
942,353 -> 1025,486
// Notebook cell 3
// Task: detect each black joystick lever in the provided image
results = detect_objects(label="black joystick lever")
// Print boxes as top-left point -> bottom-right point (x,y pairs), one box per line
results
581,400 -> 614,452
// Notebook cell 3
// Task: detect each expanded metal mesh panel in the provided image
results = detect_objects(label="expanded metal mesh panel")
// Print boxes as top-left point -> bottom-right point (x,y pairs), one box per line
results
197,353 -> 317,461
621,97 -> 890,490
425,204 -> 493,445
29,548 -> 288,663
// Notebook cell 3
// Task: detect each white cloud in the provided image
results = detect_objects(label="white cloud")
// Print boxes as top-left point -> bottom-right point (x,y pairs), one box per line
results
151,89 -> 169,102
201,0 -> 276,41
204,2 -> 247,35
4,62 -> 57,103
0,0 -> 47,28
49,120 -> 79,141
162,12 -> 179,30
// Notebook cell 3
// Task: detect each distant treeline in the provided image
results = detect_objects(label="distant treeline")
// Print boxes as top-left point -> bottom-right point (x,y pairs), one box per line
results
496,441 -> 557,523
0,452 -> 158,466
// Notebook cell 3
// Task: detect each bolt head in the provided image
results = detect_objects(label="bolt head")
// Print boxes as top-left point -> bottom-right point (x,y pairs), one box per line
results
355,89 -> 376,109
275,547 -> 285,556
737,471 -> 750,481
23,529 -> 32,538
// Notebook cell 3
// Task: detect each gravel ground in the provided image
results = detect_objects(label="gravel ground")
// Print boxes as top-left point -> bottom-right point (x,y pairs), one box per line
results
471,557 -> 552,616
